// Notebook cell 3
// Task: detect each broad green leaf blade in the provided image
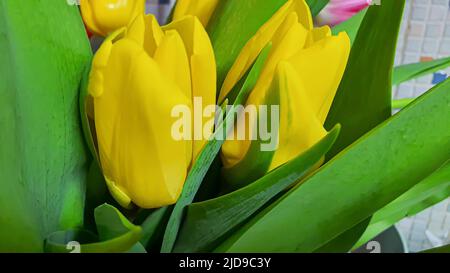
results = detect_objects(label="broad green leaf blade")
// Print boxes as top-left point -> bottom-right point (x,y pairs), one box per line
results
45,204 -> 142,253
314,217 -> 371,253
207,0 -> 287,90
44,228 -> 141,253
0,1 -> 91,252
355,160 -> 450,249
392,98 -> 415,110
94,204 -> 145,253
161,45 -> 271,253
220,45 -> 276,191
139,206 -> 171,250
325,0 -> 405,159
126,243 -> 147,253
174,126 -> 340,253
216,78 -> 450,253
160,112 -> 227,253
221,130 -> 276,192
392,56 -> 450,86
306,0 -> 329,17
331,8 -> 368,45
422,244 -> 450,253
94,204 -> 137,241
83,160 -> 114,232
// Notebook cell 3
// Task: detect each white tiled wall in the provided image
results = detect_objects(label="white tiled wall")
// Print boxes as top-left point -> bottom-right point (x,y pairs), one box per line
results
394,0 -> 450,100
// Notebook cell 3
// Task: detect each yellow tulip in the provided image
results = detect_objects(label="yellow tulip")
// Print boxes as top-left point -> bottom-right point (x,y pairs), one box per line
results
80,0 -> 145,36
87,14 -> 216,209
221,0 -> 350,172
173,0 -> 220,26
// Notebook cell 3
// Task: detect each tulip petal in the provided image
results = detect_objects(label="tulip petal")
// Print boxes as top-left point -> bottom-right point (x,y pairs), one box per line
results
221,16 -> 308,169
154,30 -> 192,102
153,30 -> 193,167
269,62 -> 327,170
293,0 -> 314,29
287,32 -> 350,123
127,14 -> 164,57
173,0 -> 220,26
306,25 -> 331,46
164,16 -> 217,161
80,0 -> 145,36
91,36 -> 191,208
248,14 -> 309,106
218,0 -> 312,103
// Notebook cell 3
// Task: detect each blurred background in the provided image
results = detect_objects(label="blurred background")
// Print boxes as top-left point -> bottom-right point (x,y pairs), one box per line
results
145,0 -> 450,252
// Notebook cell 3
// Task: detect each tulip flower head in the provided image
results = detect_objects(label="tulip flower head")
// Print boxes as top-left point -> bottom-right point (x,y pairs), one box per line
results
80,0 -> 145,36
86,14 -> 216,209
217,0 -> 350,186
317,0 -> 372,26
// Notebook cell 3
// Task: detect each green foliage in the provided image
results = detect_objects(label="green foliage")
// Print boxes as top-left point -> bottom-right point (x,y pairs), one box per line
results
325,0 -> 405,159
216,78 -> 450,252
161,45 -> 272,253
355,160 -> 450,248
332,8 -> 368,45
393,56 -> 450,86
174,126 -> 340,253
45,204 -> 142,253
0,0 -> 92,252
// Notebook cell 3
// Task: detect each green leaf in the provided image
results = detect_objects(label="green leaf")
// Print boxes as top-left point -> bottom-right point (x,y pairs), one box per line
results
325,0 -> 405,159
0,1 -> 92,252
355,160 -> 450,249
306,0 -> 329,17
392,56 -> 450,86
392,98 -> 415,110
80,62 -> 99,162
332,8 -> 368,45
139,206 -> 171,250
160,44 -> 271,253
94,204 -> 137,240
220,45 -> 274,191
207,0 -> 288,90
314,218 -> 371,253
421,244 -> 450,253
95,204 -> 145,253
160,115 -> 226,253
174,126 -> 340,253
220,127 -> 276,192
45,204 -> 142,253
215,77 -> 450,253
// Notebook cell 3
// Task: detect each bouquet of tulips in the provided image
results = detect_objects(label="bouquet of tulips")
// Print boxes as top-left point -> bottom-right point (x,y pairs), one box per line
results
0,0 -> 449,253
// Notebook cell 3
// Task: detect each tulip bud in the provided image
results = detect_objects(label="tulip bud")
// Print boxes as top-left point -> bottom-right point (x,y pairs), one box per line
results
80,0 -> 145,37
221,0 -> 350,189
317,0 -> 372,26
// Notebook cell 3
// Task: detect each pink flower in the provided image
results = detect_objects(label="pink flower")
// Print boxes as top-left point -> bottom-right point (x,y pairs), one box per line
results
317,0 -> 372,26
